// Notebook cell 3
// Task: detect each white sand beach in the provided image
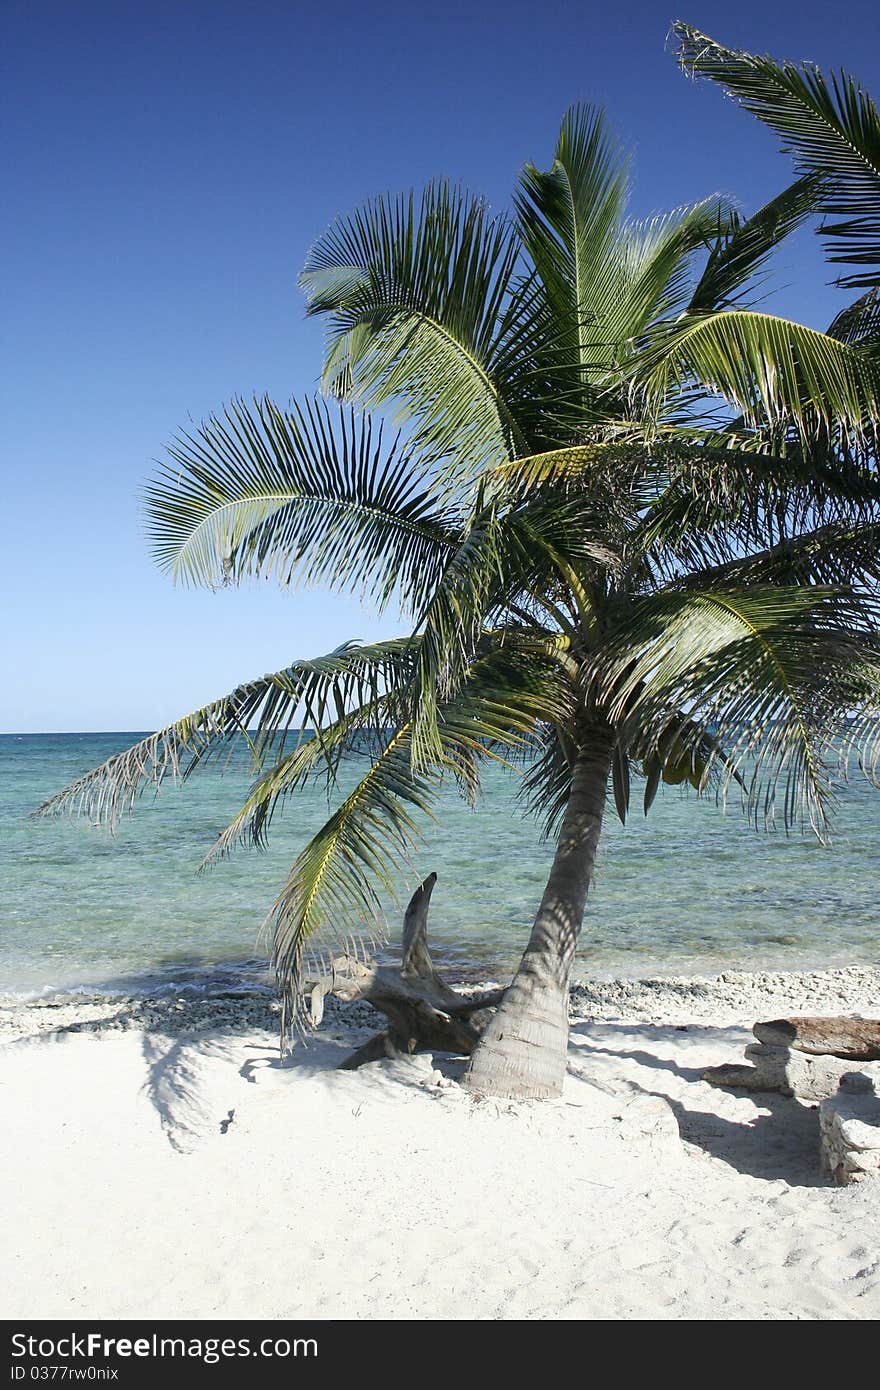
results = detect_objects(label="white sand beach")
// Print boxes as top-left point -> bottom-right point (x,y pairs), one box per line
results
3,967 -> 880,1321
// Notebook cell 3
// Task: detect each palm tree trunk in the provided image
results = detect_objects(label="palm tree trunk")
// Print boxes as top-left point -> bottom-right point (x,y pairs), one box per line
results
463,727 -> 614,1100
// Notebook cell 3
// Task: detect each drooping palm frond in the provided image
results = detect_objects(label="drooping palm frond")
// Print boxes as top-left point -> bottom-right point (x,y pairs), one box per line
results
828,288 -> 880,349
634,439 -> 880,577
517,704 -> 737,833
593,584 -> 880,833
675,23 -> 880,289
682,520 -> 880,589
632,714 -> 743,807
268,724 -> 429,1038
639,309 -> 880,442
34,638 -> 422,829
199,630 -> 564,865
216,633 -> 571,865
492,438 -> 647,494
495,426 -> 880,597
518,727 -> 577,838
203,695 -> 408,866
836,655 -> 880,783
259,642 -> 572,1038
300,182 -> 531,469
146,396 -> 459,614
407,496 -> 511,766
495,431 -> 774,519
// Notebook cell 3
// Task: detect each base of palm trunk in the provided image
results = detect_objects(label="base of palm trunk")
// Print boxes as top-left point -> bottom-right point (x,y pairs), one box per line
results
462,988 -> 570,1100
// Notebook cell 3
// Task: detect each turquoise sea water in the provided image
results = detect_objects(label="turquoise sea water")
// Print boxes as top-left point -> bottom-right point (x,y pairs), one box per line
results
1,732 -> 878,1001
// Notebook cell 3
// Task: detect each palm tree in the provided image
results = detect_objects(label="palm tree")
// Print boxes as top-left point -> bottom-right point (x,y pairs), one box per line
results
40,108 -> 880,1100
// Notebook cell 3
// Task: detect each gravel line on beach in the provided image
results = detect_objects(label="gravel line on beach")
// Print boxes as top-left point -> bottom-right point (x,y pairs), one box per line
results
2,963 -> 878,1043
570,964 -> 880,1023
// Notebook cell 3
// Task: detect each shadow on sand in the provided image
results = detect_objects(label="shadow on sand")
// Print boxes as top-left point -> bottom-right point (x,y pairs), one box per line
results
12,1003 -> 830,1183
568,1019 -> 827,1188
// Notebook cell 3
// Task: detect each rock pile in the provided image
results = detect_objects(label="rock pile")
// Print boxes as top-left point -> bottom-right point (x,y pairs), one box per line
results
703,1015 -> 880,1102
704,1015 -> 880,1184
820,1073 -> 880,1185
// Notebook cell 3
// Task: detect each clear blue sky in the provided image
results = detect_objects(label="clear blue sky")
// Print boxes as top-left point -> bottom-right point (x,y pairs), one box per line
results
3,0 -> 879,731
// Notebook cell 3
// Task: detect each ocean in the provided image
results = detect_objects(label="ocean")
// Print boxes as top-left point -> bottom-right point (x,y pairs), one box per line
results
1,731 -> 878,1001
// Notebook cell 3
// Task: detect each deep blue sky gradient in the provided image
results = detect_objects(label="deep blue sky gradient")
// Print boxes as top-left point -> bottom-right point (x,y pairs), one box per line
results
4,0 -> 879,730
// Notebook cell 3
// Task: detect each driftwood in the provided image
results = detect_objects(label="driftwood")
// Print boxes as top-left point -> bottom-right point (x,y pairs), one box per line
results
753,1016 -> 880,1061
307,873 -> 505,1070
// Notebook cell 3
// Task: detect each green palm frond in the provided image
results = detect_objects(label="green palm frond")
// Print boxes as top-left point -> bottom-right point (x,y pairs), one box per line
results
675,23 -> 880,288
493,439 -> 650,494
687,176 -> 821,313
616,196 -> 734,330
515,104 -> 632,375
146,396 -> 459,613
515,108 -> 744,372
408,483 -> 620,765
269,724 -> 429,1037
407,498 -> 555,765
684,520 -> 880,589
593,584 -> 880,833
635,441 -> 880,576
261,644 -> 571,1038
408,500 -> 508,766
201,633 -> 561,865
639,309 -> 880,441
828,288 -> 880,348
496,432 -> 880,591
34,638 -> 421,829
634,714 -> 743,807
300,182 -> 530,469
518,728 -> 576,838
229,635 -> 571,865
836,658 -> 880,783
494,432 -> 768,516
202,696 -> 405,866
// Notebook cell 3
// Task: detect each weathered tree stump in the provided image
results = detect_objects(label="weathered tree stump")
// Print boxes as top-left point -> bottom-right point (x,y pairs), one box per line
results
306,873 -> 505,1070
752,1016 -> 880,1061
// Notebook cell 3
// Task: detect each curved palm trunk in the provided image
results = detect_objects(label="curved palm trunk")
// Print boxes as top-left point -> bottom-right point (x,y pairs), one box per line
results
463,728 -> 614,1100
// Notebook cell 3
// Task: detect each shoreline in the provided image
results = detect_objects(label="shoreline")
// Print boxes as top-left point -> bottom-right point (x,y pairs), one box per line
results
3,961 -> 878,1045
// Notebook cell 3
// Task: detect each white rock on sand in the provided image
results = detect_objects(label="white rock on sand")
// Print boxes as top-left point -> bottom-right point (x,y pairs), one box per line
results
2,966 -> 880,1321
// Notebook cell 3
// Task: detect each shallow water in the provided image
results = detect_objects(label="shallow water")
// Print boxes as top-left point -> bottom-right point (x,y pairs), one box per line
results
1,732 -> 878,999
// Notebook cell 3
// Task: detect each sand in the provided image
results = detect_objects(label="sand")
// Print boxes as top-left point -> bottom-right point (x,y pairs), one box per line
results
3,966 -> 880,1321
